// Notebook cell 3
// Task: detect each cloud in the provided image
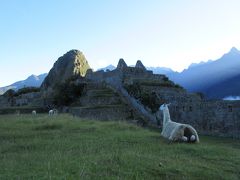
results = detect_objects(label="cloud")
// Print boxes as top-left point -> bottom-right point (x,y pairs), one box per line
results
223,96 -> 240,101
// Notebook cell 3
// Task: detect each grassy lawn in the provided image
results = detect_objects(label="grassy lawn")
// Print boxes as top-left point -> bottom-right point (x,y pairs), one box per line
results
0,114 -> 239,179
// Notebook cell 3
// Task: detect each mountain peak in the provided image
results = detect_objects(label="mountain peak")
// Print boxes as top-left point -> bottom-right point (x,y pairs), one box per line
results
29,74 -> 37,78
26,74 -> 39,81
66,49 -> 82,55
117,58 -> 127,70
135,60 -> 146,70
229,47 -> 240,54
41,50 -> 90,89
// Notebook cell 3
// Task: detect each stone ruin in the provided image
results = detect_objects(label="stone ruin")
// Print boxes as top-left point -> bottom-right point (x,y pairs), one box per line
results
0,50 -> 240,138
72,58 -> 240,138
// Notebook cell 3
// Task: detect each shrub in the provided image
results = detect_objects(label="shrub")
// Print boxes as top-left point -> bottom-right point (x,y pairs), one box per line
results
3,89 -> 15,97
140,92 -> 161,113
125,83 -> 161,113
53,79 -> 86,106
124,83 -> 141,98
15,87 -> 40,96
163,76 -> 169,81
174,84 -> 183,89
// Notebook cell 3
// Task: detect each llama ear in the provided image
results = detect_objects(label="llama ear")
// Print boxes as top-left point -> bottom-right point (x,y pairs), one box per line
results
167,103 -> 171,106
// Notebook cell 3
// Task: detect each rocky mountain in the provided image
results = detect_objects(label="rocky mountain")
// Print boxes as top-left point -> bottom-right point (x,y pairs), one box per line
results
0,73 -> 47,95
169,47 -> 240,99
41,49 -> 90,89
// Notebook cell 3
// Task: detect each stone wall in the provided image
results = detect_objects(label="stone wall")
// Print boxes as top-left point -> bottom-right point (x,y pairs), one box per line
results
14,92 -> 43,106
157,100 -> 240,138
70,105 -> 131,120
0,92 -> 44,111
0,96 -> 10,107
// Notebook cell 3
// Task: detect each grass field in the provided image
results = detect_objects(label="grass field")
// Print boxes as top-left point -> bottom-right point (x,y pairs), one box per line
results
0,114 -> 240,179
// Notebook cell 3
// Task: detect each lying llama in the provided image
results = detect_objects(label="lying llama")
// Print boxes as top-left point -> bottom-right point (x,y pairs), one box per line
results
159,103 -> 199,143
32,110 -> 37,115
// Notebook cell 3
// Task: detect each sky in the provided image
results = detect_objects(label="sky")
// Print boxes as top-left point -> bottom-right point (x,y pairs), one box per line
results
1,0 -> 240,87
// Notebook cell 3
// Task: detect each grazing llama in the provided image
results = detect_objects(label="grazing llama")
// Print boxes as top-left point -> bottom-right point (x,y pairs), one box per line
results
159,103 -> 199,143
32,110 -> 37,115
15,110 -> 20,116
49,109 -> 58,116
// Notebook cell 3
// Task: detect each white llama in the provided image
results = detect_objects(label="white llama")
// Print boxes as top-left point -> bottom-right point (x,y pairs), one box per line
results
32,110 -> 37,115
159,103 -> 199,143
49,109 -> 54,115
53,108 -> 58,115
49,109 -> 58,116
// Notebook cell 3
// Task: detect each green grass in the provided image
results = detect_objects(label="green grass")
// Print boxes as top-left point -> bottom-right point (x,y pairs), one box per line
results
0,114 -> 239,179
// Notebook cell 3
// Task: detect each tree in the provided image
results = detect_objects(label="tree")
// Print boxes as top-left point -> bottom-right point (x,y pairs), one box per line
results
3,89 -> 15,97
53,80 -> 85,106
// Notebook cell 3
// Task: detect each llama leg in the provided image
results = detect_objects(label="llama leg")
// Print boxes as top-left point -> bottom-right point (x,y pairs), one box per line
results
181,136 -> 188,142
168,135 -> 174,141
169,130 -> 181,142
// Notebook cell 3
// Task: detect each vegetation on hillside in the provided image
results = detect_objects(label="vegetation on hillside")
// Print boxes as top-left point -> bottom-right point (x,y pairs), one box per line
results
124,77 -> 184,113
53,77 -> 86,106
125,83 -> 162,113
15,87 -> 40,96
0,114 -> 239,179
3,87 -> 40,98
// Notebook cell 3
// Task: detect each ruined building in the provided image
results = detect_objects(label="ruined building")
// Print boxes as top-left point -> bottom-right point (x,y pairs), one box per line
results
0,50 -> 239,138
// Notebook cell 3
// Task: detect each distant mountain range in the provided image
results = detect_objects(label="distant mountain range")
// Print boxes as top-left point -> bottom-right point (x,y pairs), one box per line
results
0,73 -> 47,95
1,47 -> 240,99
168,47 -> 240,99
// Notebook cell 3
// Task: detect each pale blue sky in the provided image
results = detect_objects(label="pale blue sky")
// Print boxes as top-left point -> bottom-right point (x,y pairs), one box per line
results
1,0 -> 240,86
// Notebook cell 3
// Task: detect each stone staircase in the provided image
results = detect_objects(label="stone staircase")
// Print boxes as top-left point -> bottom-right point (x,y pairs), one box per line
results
104,77 -> 157,124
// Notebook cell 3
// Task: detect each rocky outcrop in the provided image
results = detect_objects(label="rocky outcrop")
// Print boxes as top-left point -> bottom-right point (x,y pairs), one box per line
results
116,58 -> 127,70
135,60 -> 146,71
41,50 -> 90,89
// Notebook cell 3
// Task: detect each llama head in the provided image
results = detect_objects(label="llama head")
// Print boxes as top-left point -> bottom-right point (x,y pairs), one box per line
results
159,103 -> 171,111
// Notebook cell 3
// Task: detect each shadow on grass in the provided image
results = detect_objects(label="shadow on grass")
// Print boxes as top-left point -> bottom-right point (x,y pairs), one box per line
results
34,123 -> 63,131
1,144 -> 39,154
